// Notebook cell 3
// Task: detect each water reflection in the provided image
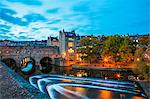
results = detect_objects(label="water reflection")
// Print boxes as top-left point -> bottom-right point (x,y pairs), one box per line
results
132,96 -> 144,99
62,86 -> 144,99
75,87 -> 87,96
99,90 -> 112,99
65,86 -> 87,96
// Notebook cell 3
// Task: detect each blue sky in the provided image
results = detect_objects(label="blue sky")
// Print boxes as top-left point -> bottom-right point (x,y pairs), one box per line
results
0,0 -> 149,41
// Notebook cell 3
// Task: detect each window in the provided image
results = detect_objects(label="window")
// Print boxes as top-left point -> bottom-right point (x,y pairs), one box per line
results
68,38 -> 73,40
68,42 -> 74,47
68,48 -> 74,53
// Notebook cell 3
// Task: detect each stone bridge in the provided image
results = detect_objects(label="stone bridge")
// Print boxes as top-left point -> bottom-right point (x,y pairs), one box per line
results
0,46 -> 63,73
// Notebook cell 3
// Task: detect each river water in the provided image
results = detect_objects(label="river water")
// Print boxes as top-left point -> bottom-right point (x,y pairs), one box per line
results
49,86 -> 145,99
31,74 -> 146,99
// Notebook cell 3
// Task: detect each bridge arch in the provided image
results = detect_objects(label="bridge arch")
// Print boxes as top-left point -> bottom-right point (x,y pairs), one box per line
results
20,57 -> 36,75
40,57 -> 52,73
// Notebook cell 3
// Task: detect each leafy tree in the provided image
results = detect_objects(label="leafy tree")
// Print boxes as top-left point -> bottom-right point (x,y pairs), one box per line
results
77,36 -> 102,63
139,36 -> 150,46
133,47 -> 150,81
102,35 -> 135,62
102,35 -> 121,62
119,36 -> 135,62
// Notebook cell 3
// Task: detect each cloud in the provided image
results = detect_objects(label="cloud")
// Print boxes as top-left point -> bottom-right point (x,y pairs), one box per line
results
0,23 -> 11,34
46,8 -> 59,14
0,29 -> 10,33
6,0 -> 42,6
0,0 -> 149,41
0,8 -> 28,26
47,19 -> 61,24
0,8 -> 16,15
8,33 -> 15,36
23,13 -> 47,22
31,28 -> 39,31
50,27 -> 59,31
63,13 -> 81,20
19,32 -> 26,35
19,36 -> 31,39
72,1 -> 90,13
0,24 -> 11,29
0,3 -> 7,7
0,34 -> 11,39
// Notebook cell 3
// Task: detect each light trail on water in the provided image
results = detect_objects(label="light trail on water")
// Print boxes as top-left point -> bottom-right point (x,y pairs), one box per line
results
29,74 -> 147,98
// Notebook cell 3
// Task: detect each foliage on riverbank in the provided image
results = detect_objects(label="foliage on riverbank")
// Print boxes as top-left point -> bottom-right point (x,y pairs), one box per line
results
133,47 -> 150,81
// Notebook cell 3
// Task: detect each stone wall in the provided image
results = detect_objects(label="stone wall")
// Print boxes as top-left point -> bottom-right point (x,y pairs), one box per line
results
0,46 -> 62,67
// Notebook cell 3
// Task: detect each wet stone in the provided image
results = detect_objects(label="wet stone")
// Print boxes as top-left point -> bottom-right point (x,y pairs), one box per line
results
0,63 -> 31,98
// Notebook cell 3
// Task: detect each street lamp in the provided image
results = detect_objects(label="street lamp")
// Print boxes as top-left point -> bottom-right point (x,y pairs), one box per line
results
104,57 -> 108,62
136,58 -> 140,61
116,73 -> 121,79
117,74 -> 120,77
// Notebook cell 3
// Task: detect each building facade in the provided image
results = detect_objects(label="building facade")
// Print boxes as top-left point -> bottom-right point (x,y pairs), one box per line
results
59,29 -> 77,66
47,36 -> 59,47
0,30 -> 149,66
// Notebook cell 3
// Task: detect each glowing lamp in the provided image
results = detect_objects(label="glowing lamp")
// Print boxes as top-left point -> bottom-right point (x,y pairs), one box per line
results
104,58 -> 108,62
116,74 -> 121,78
77,73 -> 82,77
136,58 -> 140,61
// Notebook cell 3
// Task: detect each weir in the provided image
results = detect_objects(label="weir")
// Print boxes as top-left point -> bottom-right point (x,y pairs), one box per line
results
29,74 -> 147,99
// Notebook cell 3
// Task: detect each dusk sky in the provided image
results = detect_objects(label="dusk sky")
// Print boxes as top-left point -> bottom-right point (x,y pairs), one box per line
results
0,0 -> 149,41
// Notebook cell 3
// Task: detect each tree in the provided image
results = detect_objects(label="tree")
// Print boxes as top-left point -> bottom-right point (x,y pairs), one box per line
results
118,36 -> 135,62
139,36 -> 150,46
77,36 -> 102,63
133,47 -> 150,81
102,35 -> 135,62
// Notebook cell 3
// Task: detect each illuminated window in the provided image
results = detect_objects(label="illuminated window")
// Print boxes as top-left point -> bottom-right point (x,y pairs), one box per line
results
63,52 -> 66,56
68,48 -> 74,53
68,42 -> 74,47
68,38 -> 73,40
